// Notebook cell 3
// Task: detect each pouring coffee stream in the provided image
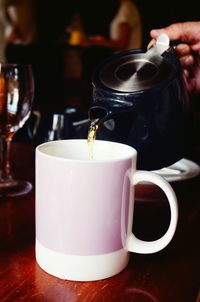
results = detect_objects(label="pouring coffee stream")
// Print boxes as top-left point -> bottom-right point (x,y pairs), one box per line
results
88,34 -> 189,170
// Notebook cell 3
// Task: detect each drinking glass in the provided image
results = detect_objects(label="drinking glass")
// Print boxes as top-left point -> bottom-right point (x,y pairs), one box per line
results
0,63 -> 34,196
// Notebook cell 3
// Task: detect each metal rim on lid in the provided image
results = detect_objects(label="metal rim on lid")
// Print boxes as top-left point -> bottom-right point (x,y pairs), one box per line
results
98,50 -> 175,93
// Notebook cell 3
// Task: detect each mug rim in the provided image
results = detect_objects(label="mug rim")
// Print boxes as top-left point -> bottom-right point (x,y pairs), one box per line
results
36,139 -> 137,163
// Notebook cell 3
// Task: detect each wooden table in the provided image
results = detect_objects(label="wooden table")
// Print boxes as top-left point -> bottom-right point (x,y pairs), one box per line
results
0,142 -> 200,302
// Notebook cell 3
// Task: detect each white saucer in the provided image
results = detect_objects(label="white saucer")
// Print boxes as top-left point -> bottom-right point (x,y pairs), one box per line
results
152,158 -> 200,182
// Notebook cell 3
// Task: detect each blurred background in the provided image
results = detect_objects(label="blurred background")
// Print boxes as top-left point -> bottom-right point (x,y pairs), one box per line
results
1,0 -> 199,146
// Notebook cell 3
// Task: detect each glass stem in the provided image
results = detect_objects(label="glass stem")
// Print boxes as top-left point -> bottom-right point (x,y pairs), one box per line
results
0,137 -> 13,182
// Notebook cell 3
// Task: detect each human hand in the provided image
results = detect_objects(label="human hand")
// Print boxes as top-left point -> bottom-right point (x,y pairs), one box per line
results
148,21 -> 200,94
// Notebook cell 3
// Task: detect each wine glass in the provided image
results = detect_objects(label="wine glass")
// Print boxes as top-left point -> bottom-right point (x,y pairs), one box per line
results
0,63 -> 34,196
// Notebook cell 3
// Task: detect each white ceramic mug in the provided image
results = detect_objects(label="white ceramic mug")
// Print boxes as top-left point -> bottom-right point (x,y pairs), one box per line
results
35,139 -> 178,281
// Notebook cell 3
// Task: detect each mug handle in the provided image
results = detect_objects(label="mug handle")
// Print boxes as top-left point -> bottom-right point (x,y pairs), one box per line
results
125,170 -> 178,254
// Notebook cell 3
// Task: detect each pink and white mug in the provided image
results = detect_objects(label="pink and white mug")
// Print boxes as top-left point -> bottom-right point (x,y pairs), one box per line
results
35,139 -> 178,281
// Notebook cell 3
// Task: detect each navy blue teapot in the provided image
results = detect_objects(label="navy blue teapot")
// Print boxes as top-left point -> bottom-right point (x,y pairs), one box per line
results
89,34 -> 190,170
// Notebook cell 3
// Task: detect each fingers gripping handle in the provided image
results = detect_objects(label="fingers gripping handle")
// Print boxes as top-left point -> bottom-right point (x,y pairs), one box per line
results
126,170 -> 178,254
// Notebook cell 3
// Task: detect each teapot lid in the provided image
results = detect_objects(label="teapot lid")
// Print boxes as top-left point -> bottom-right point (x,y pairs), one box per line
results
94,34 -> 177,93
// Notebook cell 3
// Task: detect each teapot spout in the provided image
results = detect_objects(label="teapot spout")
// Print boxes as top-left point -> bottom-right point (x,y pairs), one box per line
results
88,99 -> 133,123
88,106 -> 108,123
